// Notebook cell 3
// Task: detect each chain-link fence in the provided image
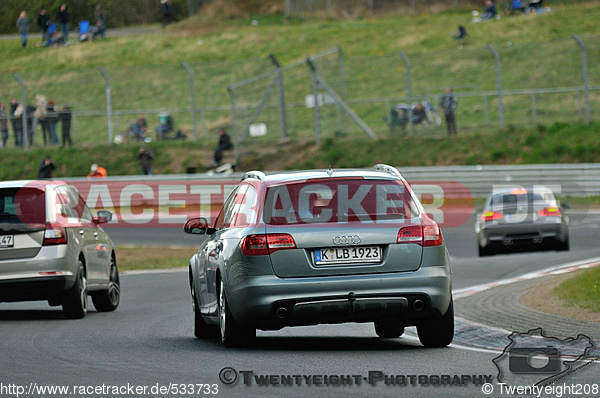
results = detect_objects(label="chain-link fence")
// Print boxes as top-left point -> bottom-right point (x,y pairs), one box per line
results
0,34 -> 597,157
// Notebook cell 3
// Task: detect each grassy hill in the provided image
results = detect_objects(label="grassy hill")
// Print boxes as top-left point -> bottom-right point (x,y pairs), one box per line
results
0,1 -> 599,179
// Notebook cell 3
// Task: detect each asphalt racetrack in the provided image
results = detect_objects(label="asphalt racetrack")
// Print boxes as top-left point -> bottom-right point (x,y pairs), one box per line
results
1,212 -> 599,397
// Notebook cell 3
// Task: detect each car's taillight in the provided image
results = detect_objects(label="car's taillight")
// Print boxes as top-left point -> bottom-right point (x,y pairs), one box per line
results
241,233 -> 296,256
43,223 -> 68,246
538,206 -> 561,217
482,211 -> 503,221
397,224 -> 443,247
397,226 -> 423,244
422,223 -> 444,247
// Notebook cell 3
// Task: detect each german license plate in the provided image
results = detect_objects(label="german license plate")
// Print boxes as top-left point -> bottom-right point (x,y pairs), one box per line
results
314,246 -> 381,265
0,235 -> 14,248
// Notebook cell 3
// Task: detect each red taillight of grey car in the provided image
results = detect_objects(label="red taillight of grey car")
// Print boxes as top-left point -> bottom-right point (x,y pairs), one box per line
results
241,233 -> 296,255
397,223 -> 443,247
43,223 -> 68,246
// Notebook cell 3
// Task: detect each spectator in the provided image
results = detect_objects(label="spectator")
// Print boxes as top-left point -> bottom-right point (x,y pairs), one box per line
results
0,103 -> 8,148
161,0 -> 174,27
57,3 -> 70,44
212,127 -> 232,167
137,145 -> 154,175
16,11 -> 30,48
156,111 -> 174,140
440,87 -> 458,136
37,9 -> 50,46
46,100 -> 60,145
37,156 -> 56,179
129,114 -> 148,141
26,104 -> 36,147
482,0 -> 497,20
88,164 -> 107,179
92,5 -> 106,40
59,104 -> 72,147
33,94 -> 48,145
11,99 -> 24,147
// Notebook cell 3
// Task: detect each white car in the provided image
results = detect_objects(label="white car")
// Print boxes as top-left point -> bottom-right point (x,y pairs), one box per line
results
0,181 -> 120,318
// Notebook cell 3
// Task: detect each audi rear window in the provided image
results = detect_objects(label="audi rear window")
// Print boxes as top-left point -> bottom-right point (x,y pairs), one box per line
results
263,179 -> 418,225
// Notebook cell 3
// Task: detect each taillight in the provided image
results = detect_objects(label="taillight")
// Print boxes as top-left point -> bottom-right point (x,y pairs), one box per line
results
482,211 -> 503,221
397,224 -> 443,247
241,233 -> 296,256
397,226 -> 423,244
43,223 -> 68,246
423,223 -> 443,247
539,206 -> 561,217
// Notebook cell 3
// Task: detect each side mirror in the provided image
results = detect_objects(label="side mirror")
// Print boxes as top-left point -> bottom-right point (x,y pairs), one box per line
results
93,210 -> 112,224
184,217 -> 214,235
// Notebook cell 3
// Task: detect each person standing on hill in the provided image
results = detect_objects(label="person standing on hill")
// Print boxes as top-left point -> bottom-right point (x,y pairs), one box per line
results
57,3 -> 70,44
0,103 -> 9,148
37,9 -> 50,45
59,104 -> 72,147
16,11 -> 30,48
137,145 -> 154,175
440,87 -> 458,137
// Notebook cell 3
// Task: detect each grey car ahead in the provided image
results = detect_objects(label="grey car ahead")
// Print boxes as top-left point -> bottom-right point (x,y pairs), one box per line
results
0,181 -> 120,318
475,185 -> 569,256
185,165 -> 453,347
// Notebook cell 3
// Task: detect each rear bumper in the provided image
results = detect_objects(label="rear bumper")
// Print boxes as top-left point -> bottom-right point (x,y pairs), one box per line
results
479,220 -> 567,246
0,276 -> 67,302
225,266 -> 452,330
0,245 -> 76,302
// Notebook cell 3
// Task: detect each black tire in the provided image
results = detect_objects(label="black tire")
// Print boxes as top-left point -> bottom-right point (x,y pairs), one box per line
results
478,243 -> 493,257
374,322 -> 404,338
63,260 -> 87,319
218,277 -> 255,347
91,256 -> 120,312
417,299 -> 454,348
556,236 -> 570,252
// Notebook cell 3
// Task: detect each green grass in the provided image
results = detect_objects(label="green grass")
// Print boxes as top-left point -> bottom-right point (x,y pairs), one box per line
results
116,246 -> 197,271
554,266 -> 600,312
0,1 -> 599,147
2,120 -> 600,181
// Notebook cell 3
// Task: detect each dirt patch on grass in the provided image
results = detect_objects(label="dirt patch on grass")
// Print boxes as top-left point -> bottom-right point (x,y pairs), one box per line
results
521,269 -> 600,323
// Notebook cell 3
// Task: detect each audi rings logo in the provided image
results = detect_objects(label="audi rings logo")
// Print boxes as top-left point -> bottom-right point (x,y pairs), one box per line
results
333,235 -> 361,245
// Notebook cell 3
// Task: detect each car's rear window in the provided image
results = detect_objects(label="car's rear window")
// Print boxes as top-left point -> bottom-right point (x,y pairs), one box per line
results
263,179 -> 418,225
0,187 -> 46,226
490,191 -> 555,207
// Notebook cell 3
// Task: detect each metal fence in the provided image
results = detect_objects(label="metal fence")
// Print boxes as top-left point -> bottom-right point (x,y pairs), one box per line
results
0,34 -> 597,154
283,0 -> 468,16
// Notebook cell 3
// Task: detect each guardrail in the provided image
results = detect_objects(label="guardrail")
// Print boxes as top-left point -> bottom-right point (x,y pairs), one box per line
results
60,163 -> 600,199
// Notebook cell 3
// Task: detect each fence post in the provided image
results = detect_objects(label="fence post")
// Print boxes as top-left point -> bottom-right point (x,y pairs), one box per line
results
268,54 -> 288,139
398,51 -> 414,136
12,73 -> 29,150
284,0 -> 291,16
573,35 -> 591,124
227,87 -> 239,163
308,58 -> 322,144
487,45 -> 504,128
181,61 -> 199,142
484,95 -> 489,124
98,67 -> 113,146
337,45 -> 348,133
531,93 -> 537,123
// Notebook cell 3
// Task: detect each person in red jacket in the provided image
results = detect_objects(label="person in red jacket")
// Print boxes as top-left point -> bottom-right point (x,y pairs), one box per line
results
87,163 -> 107,179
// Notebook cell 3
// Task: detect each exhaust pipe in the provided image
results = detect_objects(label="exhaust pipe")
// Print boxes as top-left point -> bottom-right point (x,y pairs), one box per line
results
275,307 -> 288,319
413,299 -> 425,311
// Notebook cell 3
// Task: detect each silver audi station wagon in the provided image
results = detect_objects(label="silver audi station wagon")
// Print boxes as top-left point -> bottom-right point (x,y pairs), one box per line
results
0,181 -> 120,318
185,165 -> 453,347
